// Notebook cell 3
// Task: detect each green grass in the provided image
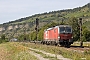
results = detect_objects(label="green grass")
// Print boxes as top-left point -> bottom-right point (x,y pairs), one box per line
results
22,42 -> 90,60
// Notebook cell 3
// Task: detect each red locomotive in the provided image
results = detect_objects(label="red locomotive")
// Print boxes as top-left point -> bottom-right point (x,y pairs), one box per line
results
42,25 -> 73,47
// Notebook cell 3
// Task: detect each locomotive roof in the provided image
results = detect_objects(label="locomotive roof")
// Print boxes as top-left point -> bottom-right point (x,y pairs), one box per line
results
46,27 -> 53,31
45,25 -> 71,31
58,25 -> 71,27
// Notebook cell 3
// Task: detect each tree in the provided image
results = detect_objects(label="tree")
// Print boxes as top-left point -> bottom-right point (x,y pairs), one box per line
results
68,17 -> 80,41
29,32 -> 36,41
0,34 -> 8,43
18,35 -> 24,41
82,26 -> 90,41
17,34 -> 29,42
1,34 -> 5,40
38,30 -> 43,41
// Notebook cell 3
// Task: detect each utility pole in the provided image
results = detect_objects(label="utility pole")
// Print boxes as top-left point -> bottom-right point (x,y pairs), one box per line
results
35,18 -> 39,43
79,18 -> 83,48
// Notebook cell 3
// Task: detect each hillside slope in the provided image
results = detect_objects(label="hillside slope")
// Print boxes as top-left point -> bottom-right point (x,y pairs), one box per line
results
0,3 -> 90,38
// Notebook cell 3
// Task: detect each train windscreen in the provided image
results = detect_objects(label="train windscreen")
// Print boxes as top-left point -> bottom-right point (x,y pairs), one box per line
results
59,27 -> 72,33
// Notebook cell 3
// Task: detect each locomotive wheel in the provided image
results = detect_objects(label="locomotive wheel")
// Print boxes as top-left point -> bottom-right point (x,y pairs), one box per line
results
66,43 -> 70,48
67,45 -> 70,48
41,41 -> 45,45
46,41 -> 50,45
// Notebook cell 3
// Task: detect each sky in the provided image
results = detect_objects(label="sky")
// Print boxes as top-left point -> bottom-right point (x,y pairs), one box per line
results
0,0 -> 90,24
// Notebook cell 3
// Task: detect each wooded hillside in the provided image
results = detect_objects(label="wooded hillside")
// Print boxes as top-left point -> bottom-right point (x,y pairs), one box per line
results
0,3 -> 90,42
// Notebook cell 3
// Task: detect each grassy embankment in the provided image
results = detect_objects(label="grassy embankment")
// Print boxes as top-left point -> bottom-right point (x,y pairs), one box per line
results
0,42 -> 38,60
0,42 -> 90,60
22,42 -> 90,60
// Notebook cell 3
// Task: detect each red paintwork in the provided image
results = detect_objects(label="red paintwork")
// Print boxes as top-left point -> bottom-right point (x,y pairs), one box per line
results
43,25 -> 72,41
44,27 -> 59,41
59,34 -> 72,40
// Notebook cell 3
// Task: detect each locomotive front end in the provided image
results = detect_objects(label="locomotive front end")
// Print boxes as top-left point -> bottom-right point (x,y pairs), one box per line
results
59,25 -> 73,47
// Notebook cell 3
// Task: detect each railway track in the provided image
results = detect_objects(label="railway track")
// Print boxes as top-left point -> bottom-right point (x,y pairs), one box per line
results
64,45 -> 90,53
29,41 -> 90,53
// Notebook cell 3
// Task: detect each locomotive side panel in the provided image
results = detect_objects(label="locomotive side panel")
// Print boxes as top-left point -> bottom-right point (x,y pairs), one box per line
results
43,27 -> 59,45
44,31 -> 48,40
54,27 -> 59,40
47,27 -> 59,41
49,29 -> 53,40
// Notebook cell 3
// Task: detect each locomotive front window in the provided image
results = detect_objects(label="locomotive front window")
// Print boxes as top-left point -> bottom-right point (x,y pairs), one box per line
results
66,27 -> 71,33
60,27 -> 65,33
59,27 -> 72,33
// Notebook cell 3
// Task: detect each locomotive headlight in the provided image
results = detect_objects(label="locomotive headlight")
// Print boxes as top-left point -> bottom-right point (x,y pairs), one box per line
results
71,36 -> 73,38
58,36 -> 60,39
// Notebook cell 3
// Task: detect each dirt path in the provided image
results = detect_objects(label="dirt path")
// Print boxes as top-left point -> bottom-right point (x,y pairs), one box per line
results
29,50 -> 49,60
29,48 -> 72,60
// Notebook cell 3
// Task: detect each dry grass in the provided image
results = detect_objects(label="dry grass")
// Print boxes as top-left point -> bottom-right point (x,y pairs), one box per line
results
72,42 -> 90,47
0,42 -> 38,60
1,42 -> 89,60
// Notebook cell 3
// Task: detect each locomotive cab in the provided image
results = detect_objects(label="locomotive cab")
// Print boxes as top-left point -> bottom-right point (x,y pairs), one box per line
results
59,25 -> 73,47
